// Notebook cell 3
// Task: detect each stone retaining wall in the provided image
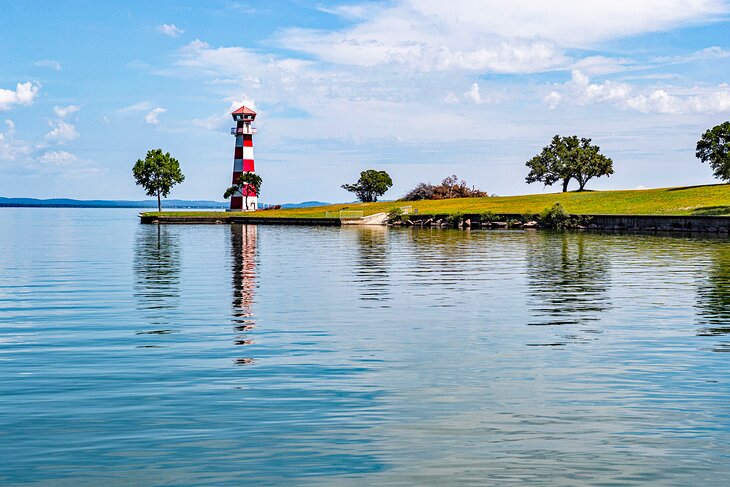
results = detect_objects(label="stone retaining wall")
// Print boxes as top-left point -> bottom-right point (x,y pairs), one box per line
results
399,213 -> 730,233
141,212 -> 730,233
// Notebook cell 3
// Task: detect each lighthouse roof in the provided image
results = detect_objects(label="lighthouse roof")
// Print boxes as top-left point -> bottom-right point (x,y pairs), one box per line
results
232,105 -> 256,116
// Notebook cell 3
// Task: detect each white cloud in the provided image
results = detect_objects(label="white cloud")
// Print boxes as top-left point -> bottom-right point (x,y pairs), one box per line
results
0,82 -> 40,111
118,101 -> 152,113
178,39 -> 312,77
654,46 -> 730,64
405,0 -> 726,47
571,56 -> 637,76
544,91 -> 562,110
317,4 -> 372,19
546,70 -> 730,114
39,150 -> 76,166
443,92 -> 459,104
549,70 -> 632,106
157,24 -> 184,37
279,29 -> 568,74
37,150 -> 100,178
570,47 -> 730,77
226,98 -> 256,112
45,120 -> 79,143
34,59 -> 62,71
464,83 -> 482,103
145,107 -> 166,124
276,0 -> 725,75
0,119 -> 32,161
53,105 -> 81,118
191,98 -> 257,131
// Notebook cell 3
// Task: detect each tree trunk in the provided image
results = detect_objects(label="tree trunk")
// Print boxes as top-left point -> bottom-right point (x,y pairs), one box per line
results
157,190 -> 161,212
562,178 -> 570,193
578,176 -> 590,191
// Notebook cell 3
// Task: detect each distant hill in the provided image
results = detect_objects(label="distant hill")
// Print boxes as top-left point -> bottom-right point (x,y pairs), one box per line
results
279,201 -> 330,208
0,197 -> 332,209
0,197 -> 227,208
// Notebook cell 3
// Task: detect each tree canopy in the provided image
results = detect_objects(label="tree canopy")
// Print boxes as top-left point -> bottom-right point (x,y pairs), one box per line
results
224,172 -> 263,211
132,149 -> 185,211
342,170 -> 393,202
696,121 -> 730,182
526,135 -> 613,192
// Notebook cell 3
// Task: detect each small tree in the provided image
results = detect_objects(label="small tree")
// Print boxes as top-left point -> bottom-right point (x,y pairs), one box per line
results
224,172 -> 263,210
526,135 -> 613,192
132,149 -> 185,211
341,169 -> 393,202
696,121 -> 730,182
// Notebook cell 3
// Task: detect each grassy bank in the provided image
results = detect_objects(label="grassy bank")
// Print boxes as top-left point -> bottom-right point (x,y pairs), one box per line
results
144,184 -> 730,219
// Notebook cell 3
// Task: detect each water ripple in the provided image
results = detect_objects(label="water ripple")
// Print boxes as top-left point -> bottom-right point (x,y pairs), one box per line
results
1,209 -> 729,485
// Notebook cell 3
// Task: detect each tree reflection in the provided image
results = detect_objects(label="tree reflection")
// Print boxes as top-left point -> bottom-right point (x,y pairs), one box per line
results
696,242 -> 730,351
525,232 -> 611,333
133,224 -> 181,334
352,226 -> 391,303
230,224 -> 257,364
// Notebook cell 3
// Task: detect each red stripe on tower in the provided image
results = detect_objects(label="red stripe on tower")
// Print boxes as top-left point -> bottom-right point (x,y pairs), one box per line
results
229,105 -> 258,211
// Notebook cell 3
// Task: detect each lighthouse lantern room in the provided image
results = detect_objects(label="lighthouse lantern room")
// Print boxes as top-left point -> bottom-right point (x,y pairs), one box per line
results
229,105 -> 258,211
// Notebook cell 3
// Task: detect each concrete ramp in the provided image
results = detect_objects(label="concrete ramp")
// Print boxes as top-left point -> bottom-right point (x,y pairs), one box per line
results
342,212 -> 388,225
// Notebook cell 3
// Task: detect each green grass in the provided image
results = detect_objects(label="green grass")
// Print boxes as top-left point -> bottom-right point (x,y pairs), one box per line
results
144,184 -> 730,219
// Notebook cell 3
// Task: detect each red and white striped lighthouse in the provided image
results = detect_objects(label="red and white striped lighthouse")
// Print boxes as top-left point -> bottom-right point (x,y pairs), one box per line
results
230,105 -> 258,211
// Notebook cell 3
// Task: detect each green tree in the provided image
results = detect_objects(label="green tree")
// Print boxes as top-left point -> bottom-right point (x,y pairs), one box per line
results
342,169 -> 393,202
224,171 -> 263,210
696,121 -> 730,182
526,135 -> 614,192
132,149 -> 185,211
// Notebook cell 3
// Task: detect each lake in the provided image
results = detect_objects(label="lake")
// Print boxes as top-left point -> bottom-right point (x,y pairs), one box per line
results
1,208 -> 729,486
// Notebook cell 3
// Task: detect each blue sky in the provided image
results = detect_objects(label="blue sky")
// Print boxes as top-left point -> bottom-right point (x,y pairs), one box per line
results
2,1 -> 730,203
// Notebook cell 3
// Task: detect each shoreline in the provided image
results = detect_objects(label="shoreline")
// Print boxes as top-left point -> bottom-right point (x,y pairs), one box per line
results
140,212 -> 730,234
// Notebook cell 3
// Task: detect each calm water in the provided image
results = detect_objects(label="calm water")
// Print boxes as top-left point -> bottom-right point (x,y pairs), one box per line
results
1,208 -> 729,486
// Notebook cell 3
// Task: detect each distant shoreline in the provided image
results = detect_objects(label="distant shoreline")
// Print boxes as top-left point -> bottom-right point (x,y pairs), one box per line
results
0,198 -> 330,210
0,204 -> 227,209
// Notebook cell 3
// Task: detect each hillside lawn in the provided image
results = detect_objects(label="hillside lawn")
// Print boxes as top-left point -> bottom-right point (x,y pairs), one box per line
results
145,184 -> 730,219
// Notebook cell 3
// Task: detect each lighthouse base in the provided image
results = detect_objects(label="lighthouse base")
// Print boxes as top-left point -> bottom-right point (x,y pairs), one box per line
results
229,196 -> 258,212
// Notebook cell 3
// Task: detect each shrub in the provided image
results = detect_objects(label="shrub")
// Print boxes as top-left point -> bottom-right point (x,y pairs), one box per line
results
402,175 -> 487,201
446,212 -> 464,226
521,212 -> 537,223
387,207 -> 404,222
402,183 -> 435,201
539,203 -> 570,228
479,211 -> 500,222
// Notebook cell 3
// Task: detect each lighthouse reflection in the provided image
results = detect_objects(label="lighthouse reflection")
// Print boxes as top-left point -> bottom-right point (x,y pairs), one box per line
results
230,224 -> 257,364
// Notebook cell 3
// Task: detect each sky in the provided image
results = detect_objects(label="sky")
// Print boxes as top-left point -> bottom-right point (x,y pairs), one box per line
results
1,0 -> 730,203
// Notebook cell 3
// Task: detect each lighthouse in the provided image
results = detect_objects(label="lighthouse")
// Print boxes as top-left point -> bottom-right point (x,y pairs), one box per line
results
230,105 -> 258,211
